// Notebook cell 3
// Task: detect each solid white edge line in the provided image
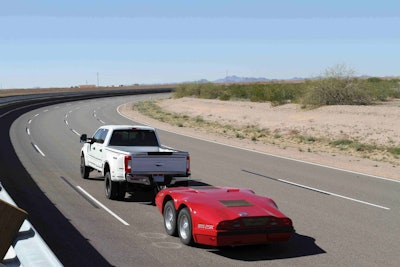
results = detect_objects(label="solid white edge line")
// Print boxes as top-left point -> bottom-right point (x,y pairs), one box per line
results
117,103 -> 400,184
278,178 -> 390,210
76,186 -> 130,226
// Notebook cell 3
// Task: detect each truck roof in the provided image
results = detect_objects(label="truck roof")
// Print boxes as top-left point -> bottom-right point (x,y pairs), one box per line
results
99,125 -> 156,131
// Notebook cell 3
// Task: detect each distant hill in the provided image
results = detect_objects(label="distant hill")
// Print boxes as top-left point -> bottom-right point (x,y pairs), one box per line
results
187,74 -> 383,85
213,75 -> 273,83
190,75 -> 304,84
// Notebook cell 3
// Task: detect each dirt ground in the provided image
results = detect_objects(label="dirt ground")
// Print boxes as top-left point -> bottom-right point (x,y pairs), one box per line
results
119,97 -> 400,181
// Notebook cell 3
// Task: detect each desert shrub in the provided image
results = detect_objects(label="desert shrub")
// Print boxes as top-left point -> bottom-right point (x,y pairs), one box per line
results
364,78 -> 400,100
219,92 -> 231,100
389,146 -> 400,156
175,83 -> 227,99
303,77 -> 371,106
174,83 -> 201,98
195,116 -> 204,123
198,83 -> 224,99
367,77 -> 383,83
173,82 -> 303,104
245,83 -> 303,104
299,135 -> 317,143
330,139 -> 354,146
301,65 -> 372,106
353,143 -> 376,152
227,84 -> 249,99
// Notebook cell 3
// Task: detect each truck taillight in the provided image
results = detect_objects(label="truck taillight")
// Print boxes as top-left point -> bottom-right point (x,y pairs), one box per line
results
125,155 -> 132,173
186,155 -> 190,175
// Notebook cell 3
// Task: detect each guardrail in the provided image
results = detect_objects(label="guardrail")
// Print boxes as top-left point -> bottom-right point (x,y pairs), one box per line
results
0,182 -> 62,266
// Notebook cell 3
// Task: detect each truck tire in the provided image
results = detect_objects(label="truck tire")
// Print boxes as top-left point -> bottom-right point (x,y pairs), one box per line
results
80,155 -> 90,179
163,200 -> 177,236
105,172 -> 118,200
118,182 -> 126,201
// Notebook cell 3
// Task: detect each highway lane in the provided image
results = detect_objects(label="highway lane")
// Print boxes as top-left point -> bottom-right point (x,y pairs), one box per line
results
10,94 -> 400,266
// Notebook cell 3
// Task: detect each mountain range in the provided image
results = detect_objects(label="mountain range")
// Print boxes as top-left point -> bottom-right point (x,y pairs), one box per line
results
195,75 -> 305,84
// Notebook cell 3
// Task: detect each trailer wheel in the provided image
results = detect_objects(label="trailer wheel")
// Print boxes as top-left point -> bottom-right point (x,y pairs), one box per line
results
178,207 -> 194,245
80,155 -> 90,179
163,200 -> 177,236
105,172 -> 118,200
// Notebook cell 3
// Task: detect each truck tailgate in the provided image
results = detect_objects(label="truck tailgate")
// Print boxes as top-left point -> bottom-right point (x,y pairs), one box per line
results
130,152 -> 188,175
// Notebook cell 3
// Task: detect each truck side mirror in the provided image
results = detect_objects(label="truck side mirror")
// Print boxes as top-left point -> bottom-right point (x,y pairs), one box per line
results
80,134 -> 87,143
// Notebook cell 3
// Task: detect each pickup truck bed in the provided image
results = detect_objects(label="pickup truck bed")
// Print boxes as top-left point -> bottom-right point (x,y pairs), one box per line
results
80,125 -> 190,200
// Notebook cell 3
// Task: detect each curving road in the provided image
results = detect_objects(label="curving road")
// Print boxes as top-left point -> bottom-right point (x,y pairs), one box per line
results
6,93 -> 400,266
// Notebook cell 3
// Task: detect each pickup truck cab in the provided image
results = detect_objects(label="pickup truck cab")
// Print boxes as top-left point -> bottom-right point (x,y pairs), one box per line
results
80,125 -> 190,200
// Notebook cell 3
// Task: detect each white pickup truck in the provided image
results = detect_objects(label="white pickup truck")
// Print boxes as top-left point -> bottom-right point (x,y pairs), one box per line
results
80,125 -> 190,200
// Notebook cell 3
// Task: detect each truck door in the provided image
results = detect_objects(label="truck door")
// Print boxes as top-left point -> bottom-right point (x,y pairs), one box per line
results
89,128 -> 108,169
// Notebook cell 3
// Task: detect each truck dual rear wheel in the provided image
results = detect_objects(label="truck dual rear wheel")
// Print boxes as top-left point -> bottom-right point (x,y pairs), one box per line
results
105,172 -> 118,200
118,182 -> 126,201
105,172 -> 126,200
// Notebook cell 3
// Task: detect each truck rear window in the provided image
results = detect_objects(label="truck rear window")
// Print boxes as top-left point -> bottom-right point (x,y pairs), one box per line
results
109,130 -> 158,146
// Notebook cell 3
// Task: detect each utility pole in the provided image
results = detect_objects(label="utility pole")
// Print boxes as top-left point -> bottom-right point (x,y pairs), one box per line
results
97,72 -> 99,87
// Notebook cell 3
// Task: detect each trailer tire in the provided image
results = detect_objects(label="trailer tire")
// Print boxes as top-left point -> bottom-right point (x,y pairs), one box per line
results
178,207 -> 194,245
163,200 -> 178,236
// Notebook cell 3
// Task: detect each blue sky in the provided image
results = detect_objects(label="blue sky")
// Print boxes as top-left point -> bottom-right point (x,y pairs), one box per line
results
0,1 -> 399,89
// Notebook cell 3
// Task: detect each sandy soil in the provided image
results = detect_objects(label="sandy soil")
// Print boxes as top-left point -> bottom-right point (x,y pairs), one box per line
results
119,97 -> 400,181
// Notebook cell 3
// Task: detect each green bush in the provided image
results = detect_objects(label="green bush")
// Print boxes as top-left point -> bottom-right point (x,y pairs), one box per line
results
300,65 -> 400,106
389,146 -> 400,156
198,83 -> 223,99
330,139 -> 354,146
365,78 -> 400,100
219,92 -> 231,100
302,77 -> 371,106
173,82 -> 304,104
228,84 -> 249,99
174,83 -> 200,98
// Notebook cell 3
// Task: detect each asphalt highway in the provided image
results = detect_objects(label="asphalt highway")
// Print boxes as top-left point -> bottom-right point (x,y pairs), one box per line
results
7,93 -> 400,266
